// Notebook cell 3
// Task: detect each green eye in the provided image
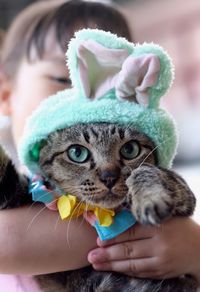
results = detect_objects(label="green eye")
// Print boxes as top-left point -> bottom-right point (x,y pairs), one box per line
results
120,140 -> 140,160
67,145 -> 90,163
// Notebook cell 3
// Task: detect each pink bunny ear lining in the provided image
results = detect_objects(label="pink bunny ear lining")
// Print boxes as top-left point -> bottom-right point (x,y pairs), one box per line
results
116,54 -> 160,107
77,40 -> 129,99
77,40 -> 161,107
135,54 -> 160,106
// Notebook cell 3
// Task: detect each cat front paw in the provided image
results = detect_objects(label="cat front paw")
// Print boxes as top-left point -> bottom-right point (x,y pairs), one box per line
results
133,189 -> 173,225
126,165 -> 175,225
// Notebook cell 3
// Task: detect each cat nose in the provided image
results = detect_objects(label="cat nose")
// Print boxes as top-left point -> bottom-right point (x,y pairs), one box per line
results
99,167 -> 120,189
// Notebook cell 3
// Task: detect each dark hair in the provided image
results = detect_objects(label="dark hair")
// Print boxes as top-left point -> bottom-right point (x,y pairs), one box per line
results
1,0 -> 132,78
0,28 -> 5,47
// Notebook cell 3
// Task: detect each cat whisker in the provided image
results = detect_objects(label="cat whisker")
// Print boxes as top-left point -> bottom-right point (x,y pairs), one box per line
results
58,185 -> 81,196
66,200 -> 83,247
27,190 -> 58,212
138,134 -> 175,168
26,196 -> 58,218
26,197 -> 59,231
54,213 -> 61,231
74,200 -> 85,224
26,204 -> 48,231
138,145 -> 159,168
78,201 -> 90,229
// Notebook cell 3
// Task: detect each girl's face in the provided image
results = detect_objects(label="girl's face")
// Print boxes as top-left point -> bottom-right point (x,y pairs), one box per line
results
1,35 -> 70,148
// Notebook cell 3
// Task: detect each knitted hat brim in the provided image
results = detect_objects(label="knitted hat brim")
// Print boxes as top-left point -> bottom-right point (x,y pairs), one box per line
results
19,89 -> 177,174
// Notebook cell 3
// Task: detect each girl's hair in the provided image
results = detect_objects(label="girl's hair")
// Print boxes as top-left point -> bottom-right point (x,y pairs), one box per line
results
1,0 -> 132,78
0,28 -> 5,48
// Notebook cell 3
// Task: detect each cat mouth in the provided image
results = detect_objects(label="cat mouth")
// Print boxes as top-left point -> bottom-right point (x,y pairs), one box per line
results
105,190 -> 116,196
87,191 -> 125,209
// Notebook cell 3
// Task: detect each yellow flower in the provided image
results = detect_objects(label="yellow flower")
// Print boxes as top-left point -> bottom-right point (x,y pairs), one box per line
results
57,194 -> 115,227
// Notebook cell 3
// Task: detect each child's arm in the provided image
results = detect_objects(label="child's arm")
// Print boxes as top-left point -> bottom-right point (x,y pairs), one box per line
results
0,205 -> 97,274
88,217 -> 200,283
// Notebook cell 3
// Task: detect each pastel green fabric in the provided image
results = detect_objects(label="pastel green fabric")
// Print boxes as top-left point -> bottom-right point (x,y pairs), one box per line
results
18,29 -> 177,174
67,29 -> 174,108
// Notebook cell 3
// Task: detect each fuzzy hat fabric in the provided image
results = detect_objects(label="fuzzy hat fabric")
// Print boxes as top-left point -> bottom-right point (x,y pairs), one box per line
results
19,29 -> 177,174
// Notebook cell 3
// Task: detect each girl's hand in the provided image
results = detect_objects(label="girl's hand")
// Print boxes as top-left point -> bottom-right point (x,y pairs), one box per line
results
88,217 -> 200,282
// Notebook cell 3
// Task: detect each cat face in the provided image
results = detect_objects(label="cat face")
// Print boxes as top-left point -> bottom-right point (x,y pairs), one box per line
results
39,123 -> 157,209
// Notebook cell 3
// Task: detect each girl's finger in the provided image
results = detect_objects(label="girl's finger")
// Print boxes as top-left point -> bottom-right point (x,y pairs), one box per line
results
97,223 -> 160,247
92,257 -> 161,277
88,238 -> 154,264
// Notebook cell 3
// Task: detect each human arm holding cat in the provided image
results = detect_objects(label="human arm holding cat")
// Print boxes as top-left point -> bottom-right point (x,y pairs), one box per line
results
0,206 -> 97,274
88,217 -> 200,283
1,203 -> 200,280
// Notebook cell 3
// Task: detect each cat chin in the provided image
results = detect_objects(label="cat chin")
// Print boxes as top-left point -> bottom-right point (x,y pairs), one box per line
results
79,190 -> 126,209
90,195 -> 125,209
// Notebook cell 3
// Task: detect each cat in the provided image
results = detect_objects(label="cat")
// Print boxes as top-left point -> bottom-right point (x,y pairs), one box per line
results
0,123 -> 197,292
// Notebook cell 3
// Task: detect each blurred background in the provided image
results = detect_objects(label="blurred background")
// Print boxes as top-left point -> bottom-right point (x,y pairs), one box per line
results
0,0 -> 199,219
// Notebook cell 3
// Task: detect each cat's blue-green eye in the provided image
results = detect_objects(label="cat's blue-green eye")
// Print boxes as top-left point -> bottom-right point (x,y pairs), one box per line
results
67,145 -> 90,163
120,140 -> 140,160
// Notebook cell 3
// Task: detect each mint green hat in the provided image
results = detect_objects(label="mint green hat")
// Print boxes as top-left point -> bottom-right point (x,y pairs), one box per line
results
19,29 -> 177,174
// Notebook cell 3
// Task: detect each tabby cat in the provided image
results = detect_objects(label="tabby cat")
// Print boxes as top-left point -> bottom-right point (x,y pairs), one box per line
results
0,122 -> 198,291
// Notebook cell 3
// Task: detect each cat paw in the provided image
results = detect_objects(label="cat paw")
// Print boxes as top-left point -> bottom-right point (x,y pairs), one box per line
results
126,165 -> 175,225
134,190 -> 174,225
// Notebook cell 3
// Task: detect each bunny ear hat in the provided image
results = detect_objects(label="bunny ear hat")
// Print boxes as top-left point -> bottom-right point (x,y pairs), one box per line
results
19,29 -> 177,174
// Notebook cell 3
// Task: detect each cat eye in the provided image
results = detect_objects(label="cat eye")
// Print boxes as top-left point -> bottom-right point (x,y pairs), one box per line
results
67,145 -> 90,163
120,140 -> 140,160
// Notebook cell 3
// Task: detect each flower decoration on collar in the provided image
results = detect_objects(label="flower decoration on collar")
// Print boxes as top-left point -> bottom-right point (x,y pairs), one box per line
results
29,175 -> 136,240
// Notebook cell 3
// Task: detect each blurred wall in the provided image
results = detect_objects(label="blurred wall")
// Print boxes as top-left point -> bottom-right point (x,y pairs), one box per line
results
122,0 -> 200,162
122,0 -> 200,106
